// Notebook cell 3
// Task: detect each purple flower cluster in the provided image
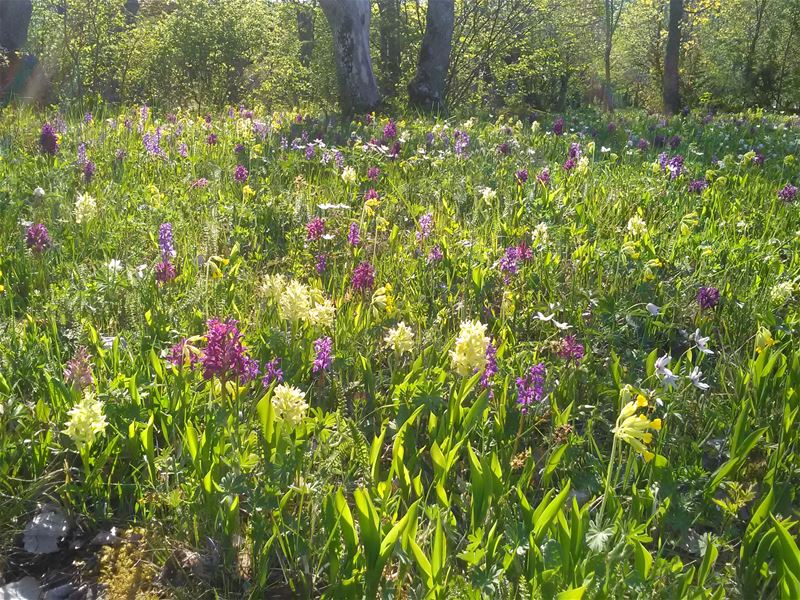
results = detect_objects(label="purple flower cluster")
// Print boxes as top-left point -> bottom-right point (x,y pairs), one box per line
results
83,160 -> 96,182
351,261 -> 375,292
688,179 -> 708,194
348,222 -> 361,246
206,133 -> 218,145
517,363 -> 546,413
552,117 -> 564,136
156,223 -> 177,284
537,168 -> 551,185
312,336 -> 333,374
143,129 -> 166,158
697,286 -> 720,310
480,343 -> 498,394
367,166 -> 380,181
167,338 -> 199,369
557,335 -> 585,361
778,184 -> 797,203
159,223 -> 176,260
364,188 -> 379,203
383,120 -> 397,141
637,138 -> 650,152
63,347 -> 94,389
454,129 -> 470,156
26,223 -> 51,253
234,164 -> 249,183
515,169 -> 528,185
568,143 -> 581,159
497,141 -> 511,155
40,123 -> 59,155
416,213 -> 433,242
563,157 -> 577,171
201,318 -> 259,384
261,358 -> 284,387
155,260 -> 177,284
306,217 -> 325,241
315,253 -> 328,274
659,153 -> 685,179
427,245 -> 443,263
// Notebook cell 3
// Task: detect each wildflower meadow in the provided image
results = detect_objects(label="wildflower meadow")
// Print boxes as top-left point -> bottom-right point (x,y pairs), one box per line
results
1,106 -> 799,598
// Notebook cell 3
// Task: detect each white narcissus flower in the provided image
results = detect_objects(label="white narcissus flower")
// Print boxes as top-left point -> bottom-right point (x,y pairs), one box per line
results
688,367 -> 710,391
693,329 -> 714,355
385,322 -> 414,355
272,383 -> 308,427
108,259 -> 124,274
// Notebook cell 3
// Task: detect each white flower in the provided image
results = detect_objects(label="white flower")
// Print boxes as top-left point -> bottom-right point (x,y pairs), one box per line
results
279,280 -> 312,323
601,146 -> 611,153
693,329 -> 714,355
74,193 -> 97,224
770,281 -> 794,304
107,259 -> 124,274
272,384 -> 308,427
479,187 -> 497,204
261,273 -> 287,302
660,368 -> 680,390
627,214 -> 647,237
385,322 -> 414,355
308,297 -> 336,329
688,367 -> 710,391
646,303 -> 660,316
135,264 -> 147,280
450,320 -> 490,377
33,186 -> 45,198
340,166 -> 357,184
531,222 -> 549,246
655,354 -> 671,375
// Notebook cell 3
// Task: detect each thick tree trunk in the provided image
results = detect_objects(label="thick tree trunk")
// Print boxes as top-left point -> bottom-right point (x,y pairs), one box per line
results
319,0 -> 380,115
408,0 -> 454,112
663,0 -> 682,115
0,0 -> 33,52
297,8 -> 315,68
377,0 -> 402,96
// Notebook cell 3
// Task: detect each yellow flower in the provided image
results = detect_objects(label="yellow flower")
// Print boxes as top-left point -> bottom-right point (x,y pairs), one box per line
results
279,280 -> 312,323
206,255 -> 229,279
64,391 -> 107,450
242,185 -> 255,200
260,273 -> 287,302
74,192 -> 97,224
341,166 -> 357,184
754,327 -> 775,354
450,320 -> 490,377
308,297 -> 336,329
272,383 -> 308,427
371,284 -> 394,315
612,390 -> 661,462
627,214 -> 648,237
385,322 -> 414,355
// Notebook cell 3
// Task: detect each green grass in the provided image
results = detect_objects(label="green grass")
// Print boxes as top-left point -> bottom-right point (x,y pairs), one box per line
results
0,106 -> 799,598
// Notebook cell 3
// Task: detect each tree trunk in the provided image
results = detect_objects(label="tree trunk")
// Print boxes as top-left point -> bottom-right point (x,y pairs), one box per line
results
297,7 -> 315,68
603,44 -> 613,112
377,0 -> 402,96
408,0 -> 454,112
318,0 -> 380,115
663,0 -> 682,115
0,0 -> 33,52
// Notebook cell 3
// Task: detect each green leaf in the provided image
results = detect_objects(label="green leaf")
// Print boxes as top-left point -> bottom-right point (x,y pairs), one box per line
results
534,482 -> 571,543
556,586 -> 587,600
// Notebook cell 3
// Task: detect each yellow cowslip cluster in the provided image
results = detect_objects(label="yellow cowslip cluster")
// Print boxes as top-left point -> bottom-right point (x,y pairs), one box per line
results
627,214 -> 648,237
450,320 -> 490,377
341,166 -> 357,184
371,284 -> 395,316
272,383 -> 308,427
64,390 -> 108,450
385,322 -> 414,355
612,387 -> 662,462
754,327 -> 775,354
